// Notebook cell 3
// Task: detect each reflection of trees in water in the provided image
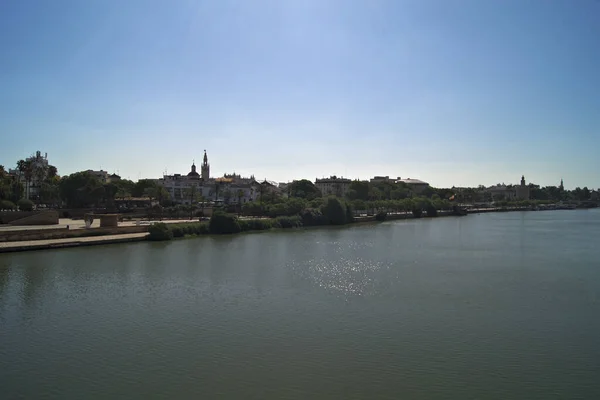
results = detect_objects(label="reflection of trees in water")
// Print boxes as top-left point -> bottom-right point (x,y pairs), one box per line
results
0,262 -> 11,303
21,254 -> 49,310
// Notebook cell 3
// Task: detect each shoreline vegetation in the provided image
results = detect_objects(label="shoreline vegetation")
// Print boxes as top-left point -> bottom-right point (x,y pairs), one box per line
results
146,196 -> 578,241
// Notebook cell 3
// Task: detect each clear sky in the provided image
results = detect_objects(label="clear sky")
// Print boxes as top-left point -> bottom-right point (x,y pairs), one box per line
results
1,0 -> 599,189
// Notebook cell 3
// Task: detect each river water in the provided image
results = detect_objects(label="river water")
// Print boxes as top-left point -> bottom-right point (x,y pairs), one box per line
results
1,210 -> 600,399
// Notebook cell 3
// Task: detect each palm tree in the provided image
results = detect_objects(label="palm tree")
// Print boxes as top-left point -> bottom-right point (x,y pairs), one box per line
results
223,189 -> 232,205
17,160 -> 33,200
236,189 -> 244,215
214,181 -> 221,203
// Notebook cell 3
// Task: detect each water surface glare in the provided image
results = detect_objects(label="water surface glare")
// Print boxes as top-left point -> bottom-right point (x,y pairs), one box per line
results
1,210 -> 600,399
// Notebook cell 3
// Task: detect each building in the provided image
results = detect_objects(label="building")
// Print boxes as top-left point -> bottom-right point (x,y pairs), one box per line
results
159,161 -> 206,205
315,176 -> 352,197
487,184 -> 517,201
487,176 -> 530,201
397,178 -> 430,194
86,170 -> 109,183
515,175 -> 530,200
370,176 -> 400,184
201,150 -> 210,181
109,173 -> 121,183
9,151 -> 50,200
157,151 -> 263,205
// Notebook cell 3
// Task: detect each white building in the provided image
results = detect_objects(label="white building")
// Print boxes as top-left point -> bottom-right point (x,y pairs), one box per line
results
397,178 -> 430,194
9,151 -> 51,200
487,176 -> 530,201
487,184 -> 517,201
86,170 -> 109,183
315,176 -> 352,197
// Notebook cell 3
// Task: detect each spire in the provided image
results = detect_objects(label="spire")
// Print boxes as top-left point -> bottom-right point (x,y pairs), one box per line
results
201,150 -> 210,180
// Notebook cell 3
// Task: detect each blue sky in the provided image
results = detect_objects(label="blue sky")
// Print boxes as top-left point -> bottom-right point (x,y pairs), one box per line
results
1,0 -> 599,189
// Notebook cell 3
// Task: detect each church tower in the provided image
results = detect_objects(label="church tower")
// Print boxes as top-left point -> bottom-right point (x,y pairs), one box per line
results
516,175 -> 530,200
201,150 -> 210,181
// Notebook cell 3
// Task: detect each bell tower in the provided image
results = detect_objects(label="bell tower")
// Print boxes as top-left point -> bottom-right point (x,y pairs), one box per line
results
201,150 -> 210,181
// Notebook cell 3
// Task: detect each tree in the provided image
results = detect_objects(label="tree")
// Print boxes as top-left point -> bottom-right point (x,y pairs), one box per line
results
47,165 -> 58,179
289,179 -> 321,200
59,171 -> 105,208
115,179 -> 135,198
214,181 -> 222,202
346,180 -> 370,201
132,179 -> 158,197
420,186 -> 436,198
223,189 -> 232,204
39,182 -> 60,207
321,197 -> 349,225
258,182 -> 266,203
390,187 -> 409,200
236,189 -> 244,215
182,184 -> 198,205
16,160 -> 32,200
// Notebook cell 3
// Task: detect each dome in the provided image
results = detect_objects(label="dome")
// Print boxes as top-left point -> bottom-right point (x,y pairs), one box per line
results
187,162 -> 200,177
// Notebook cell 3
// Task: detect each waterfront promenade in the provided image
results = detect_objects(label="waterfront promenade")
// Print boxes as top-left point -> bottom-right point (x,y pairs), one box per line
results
0,232 -> 148,253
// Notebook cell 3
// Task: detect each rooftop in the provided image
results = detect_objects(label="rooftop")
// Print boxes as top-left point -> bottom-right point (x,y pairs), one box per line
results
398,178 -> 428,185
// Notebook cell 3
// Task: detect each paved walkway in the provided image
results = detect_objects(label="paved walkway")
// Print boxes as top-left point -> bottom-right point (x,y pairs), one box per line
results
0,218 -> 202,232
0,232 -> 149,253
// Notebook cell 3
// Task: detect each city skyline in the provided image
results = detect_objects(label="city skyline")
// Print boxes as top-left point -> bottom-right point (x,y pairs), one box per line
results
1,0 -> 599,189
1,149 -> 592,192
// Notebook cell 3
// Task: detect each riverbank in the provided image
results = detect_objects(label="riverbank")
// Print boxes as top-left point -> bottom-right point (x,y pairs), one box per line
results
0,206 -> 578,253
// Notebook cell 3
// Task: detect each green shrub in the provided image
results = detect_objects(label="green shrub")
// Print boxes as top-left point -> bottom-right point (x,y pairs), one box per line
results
209,212 -> 241,234
275,215 -> 302,228
238,219 -> 249,231
375,211 -> 387,221
412,208 -> 423,218
148,222 -> 173,241
17,198 -> 34,211
300,208 -> 328,226
197,222 -> 210,234
0,200 -> 16,210
168,222 -> 209,237
425,204 -> 438,217
171,226 -> 184,238
242,218 -> 274,231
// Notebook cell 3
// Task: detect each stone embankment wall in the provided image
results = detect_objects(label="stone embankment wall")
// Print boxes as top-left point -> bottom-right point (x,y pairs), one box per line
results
0,210 -> 59,225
